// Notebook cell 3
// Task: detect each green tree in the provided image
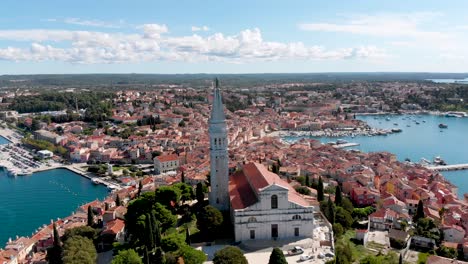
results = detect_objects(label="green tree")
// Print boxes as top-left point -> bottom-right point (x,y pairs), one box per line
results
115,194 -> 121,206
179,245 -> 207,264
335,207 -> 353,229
145,213 -> 155,251
181,171 -> 185,183
173,182 -> 194,202
46,222 -> 63,264
213,246 -> 248,264
155,186 -> 182,208
87,206 -> 94,226
197,205 -> 224,240
304,175 -> 310,187
335,186 -> 343,206
154,247 -> 165,264
62,236 -> 97,264
154,203 -> 177,232
268,247 -> 287,264
333,223 -> 344,238
326,197 -> 336,224
196,182 -> 205,204
62,226 -> 97,242
138,181 -> 143,198
317,176 -> 324,202
295,186 -> 311,195
414,200 -> 425,222
112,249 -> 143,264
436,245 -> 457,259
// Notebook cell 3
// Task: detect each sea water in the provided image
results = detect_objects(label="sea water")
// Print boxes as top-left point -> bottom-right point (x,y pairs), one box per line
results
0,168 -> 109,246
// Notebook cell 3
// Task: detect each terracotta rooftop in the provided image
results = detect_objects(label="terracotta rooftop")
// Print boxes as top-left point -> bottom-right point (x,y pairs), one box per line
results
229,162 -> 311,210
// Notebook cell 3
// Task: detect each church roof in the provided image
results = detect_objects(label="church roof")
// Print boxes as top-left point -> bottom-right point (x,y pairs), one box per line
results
210,82 -> 226,123
229,162 -> 311,210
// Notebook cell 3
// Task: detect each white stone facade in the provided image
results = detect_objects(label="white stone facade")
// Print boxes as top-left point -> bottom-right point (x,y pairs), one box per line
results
233,184 -> 314,241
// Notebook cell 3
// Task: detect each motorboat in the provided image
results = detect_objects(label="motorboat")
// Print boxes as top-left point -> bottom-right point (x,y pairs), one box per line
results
433,156 -> 447,166
439,123 -> 448,128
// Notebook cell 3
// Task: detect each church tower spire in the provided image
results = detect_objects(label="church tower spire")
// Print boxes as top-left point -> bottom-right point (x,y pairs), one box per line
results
209,78 -> 230,211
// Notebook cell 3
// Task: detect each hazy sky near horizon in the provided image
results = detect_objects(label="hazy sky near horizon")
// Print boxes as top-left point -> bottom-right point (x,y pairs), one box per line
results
1,0 -> 468,74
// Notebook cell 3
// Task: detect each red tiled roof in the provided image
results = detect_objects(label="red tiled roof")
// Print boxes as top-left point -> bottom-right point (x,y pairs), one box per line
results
229,162 -> 310,210
229,170 -> 258,210
103,219 -> 125,235
157,154 -> 179,162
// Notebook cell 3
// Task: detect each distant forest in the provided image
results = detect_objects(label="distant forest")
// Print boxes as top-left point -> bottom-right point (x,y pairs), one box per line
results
1,72 -> 468,90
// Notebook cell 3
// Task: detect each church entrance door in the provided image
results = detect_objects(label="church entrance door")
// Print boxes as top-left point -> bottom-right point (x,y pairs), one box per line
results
271,224 -> 278,238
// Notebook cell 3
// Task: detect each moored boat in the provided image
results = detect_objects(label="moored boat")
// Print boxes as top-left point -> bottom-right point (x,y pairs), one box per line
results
439,123 -> 448,128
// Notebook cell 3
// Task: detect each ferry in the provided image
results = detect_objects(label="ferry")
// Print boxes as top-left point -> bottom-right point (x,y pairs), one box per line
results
336,139 -> 348,145
439,123 -> 448,129
433,156 -> 447,166
17,170 -> 32,176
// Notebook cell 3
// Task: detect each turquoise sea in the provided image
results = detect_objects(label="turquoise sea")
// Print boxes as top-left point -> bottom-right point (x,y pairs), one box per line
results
284,114 -> 468,198
0,168 -> 108,247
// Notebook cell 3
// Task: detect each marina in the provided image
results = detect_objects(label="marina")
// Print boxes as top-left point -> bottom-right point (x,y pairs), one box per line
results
284,113 -> 468,198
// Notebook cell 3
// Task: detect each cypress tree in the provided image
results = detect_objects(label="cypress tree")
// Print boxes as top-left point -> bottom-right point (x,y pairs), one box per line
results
154,220 -> 162,246
144,247 -> 150,264
87,206 -> 94,226
268,247 -> 287,264
154,247 -> 165,264
137,181 -> 143,198
327,197 -> 335,224
335,185 -> 343,206
414,200 -> 425,222
196,182 -> 204,204
47,222 -> 63,264
305,175 -> 310,187
185,227 -> 191,245
145,214 -> 155,251
317,176 -> 324,202
115,194 -> 121,206
53,222 -> 61,248
181,171 -> 185,183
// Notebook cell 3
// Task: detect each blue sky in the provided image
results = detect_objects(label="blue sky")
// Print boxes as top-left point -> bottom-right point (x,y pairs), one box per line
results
0,0 -> 467,74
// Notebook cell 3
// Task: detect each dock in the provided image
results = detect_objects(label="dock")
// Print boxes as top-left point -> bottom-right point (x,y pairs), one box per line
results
425,163 -> 468,171
333,143 -> 360,149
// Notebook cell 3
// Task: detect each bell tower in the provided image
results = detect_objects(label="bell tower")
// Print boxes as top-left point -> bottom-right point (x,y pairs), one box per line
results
208,78 -> 230,211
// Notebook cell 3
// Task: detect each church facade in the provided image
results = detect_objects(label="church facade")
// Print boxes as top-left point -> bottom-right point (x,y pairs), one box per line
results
229,163 -> 315,241
208,79 -> 315,242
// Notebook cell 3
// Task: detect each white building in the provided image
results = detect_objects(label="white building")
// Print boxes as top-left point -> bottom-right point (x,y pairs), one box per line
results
229,162 -> 315,241
207,79 -> 315,242
37,149 -> 53,159
154,154 -> 179,174
208,78 -> 230,211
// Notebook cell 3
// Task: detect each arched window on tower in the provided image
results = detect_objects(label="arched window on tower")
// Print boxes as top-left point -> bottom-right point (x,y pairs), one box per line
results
248,217 -> 257,223
271,195 -> 278,209
214,138 -> 217,146
292,215 -> 301,220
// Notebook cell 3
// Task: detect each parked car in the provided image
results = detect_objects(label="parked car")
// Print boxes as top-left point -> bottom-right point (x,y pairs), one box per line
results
299,254 -> 314,261
287,246 -> 304,256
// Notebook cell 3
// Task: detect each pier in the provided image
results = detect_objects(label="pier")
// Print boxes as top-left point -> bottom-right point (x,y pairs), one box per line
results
333,143 -> 360,149
425,163 -> 468,171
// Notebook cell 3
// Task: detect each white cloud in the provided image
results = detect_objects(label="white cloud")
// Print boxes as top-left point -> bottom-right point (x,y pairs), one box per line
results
191,26 -> 210,32
299,12 -> 448,41
43,17 -> 125,28
0,25 -> 387,64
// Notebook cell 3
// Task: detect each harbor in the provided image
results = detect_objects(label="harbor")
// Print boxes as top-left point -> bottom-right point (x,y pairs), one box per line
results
283,114 -> 468,198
